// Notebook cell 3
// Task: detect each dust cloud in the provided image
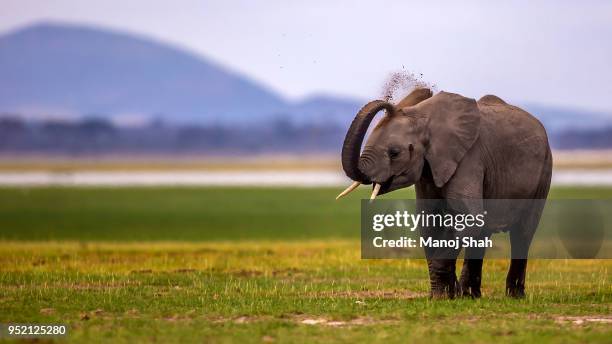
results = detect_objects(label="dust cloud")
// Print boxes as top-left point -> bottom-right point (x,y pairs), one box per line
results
381,70 -> 437,103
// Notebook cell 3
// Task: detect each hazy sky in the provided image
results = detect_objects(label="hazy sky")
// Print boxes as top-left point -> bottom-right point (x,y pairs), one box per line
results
1,0 -> 611,112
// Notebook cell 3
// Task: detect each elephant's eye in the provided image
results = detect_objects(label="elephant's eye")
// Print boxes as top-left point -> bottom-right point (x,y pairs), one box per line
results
388,147 -> 400,160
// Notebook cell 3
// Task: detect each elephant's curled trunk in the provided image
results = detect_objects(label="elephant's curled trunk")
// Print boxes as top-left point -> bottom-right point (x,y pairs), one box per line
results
341,100 -> 395,183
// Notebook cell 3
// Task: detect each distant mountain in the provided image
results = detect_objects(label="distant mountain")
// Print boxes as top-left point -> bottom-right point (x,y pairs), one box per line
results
0,22 -> 287,124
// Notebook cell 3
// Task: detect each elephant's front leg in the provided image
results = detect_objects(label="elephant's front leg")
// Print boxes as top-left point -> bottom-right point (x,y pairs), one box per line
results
459,258 -> 483,298
421,218 -> 460,298
421,207 -> 465,299
427,258 -> 459,298
459,237 -> 488,298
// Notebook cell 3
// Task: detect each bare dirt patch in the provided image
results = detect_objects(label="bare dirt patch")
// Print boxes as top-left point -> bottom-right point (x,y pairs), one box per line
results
555,315 -> 612,326
228,268 -> 305,278
209,314 -> 398,327
5,281 -> 142,291
271,267 -> 304,277
231,315 -> 274,324
298,316 -> 398,327
66,282 -> 142,290
231,269 -> 263,277
80,308 -> 108,321
173,268 -> 197,273
313,289 -> 426,300
130,269 -> 153,274
39,308 -> 55,315
206,315 -> 275,324
163,310 -> 199,322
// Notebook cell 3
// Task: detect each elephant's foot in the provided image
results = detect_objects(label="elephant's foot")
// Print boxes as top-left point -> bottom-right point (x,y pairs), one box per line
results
459,279 -> 481,298
506,259 -> 528,298
459,274 -> 482,298
505,276 -> 525,298
505,285 -> 525,298
430,275 -> 459,299
459,259 -> 483,298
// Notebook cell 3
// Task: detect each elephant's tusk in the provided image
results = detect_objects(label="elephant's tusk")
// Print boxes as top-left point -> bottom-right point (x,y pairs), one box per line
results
336,181 -> 361,200
370,183 -> 381,200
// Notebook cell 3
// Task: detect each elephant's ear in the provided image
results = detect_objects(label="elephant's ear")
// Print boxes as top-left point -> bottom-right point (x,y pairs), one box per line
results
396,87 -> 433,108
420,92 -> 481,188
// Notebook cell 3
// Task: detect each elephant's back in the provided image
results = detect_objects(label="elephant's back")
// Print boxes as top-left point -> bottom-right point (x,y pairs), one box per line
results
477,98 -> 548,140
477,98 -> 552,199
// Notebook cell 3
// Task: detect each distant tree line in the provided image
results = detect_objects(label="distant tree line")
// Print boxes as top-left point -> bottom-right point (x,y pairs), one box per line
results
553,127 -> 612,149
1,114 -> 612,155
0,115 -> 346,155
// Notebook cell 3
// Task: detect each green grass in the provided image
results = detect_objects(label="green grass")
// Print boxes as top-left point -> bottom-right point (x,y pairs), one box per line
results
0,186 -> 611,343
0,186 -> 608,241
0,186 -> 369,241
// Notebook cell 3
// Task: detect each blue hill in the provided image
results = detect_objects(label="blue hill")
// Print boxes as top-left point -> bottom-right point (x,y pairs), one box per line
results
0,22 -> 286,123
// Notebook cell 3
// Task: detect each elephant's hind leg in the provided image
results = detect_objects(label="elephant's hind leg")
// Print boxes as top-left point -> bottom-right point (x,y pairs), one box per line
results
506,206 -> 541,298
506,258 -> 528,298
506,226 -> 539,298
506,151 -> 551,298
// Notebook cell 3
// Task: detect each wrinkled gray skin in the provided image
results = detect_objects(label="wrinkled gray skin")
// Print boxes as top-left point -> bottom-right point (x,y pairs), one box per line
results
340,88 -> 552,298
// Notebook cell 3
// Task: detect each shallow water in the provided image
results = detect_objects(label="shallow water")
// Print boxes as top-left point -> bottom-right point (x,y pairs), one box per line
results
0,169 -> 610,187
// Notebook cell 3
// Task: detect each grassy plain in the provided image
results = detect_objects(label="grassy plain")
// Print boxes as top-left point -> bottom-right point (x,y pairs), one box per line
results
0,186 -> 610,343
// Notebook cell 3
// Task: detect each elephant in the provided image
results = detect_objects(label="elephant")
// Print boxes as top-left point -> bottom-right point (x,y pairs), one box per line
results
336,87 -> 552,298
